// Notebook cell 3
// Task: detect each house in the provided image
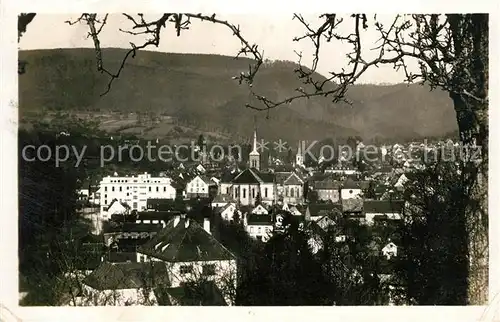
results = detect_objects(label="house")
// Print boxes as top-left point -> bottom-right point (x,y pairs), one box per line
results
104,199 -> 131,220
99,172 -> 176,214
340,177 -> 363,200
251,204 -> 269,215
79,261 -> 170,305
137,215 -> 237,305
230,168 -> 276,206
363,200 -> 404,224
313,179 -> 341,202
185,175 -> 214,199
211,194 -> 237,208
382,242 -> 398,259
244,213 -> 273,242
288,205 -> 306,217
213,203 -> 239,222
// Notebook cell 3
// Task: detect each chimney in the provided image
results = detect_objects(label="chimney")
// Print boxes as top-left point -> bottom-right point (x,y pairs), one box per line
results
204,217 -> 211,234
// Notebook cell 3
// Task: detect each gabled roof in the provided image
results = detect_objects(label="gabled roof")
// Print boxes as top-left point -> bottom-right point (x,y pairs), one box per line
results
232,168 -> 263,184
108,199 -> 130,210
251,204 -> 269,214
284,173 -> 304,185
363,200 -> 404,214
231,168 -> 275,184
83,261 -> 170,291
138,217 -> 236,262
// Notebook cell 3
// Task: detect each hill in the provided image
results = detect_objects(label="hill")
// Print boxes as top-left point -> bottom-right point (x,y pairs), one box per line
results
18,48 -> 458,143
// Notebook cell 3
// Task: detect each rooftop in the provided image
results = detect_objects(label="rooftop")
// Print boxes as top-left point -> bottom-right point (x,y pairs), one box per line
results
138,217 -> 236,262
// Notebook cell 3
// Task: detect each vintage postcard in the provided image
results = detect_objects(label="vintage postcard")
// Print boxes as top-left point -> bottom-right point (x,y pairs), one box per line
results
1,1 -> 499,321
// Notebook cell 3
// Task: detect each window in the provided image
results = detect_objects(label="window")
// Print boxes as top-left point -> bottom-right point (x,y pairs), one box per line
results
104,187 -> 107,192
104,194 -> 107,199
133,202 -> 137,209
252,188 -> 255,198
258,227 -> 262,233
149,187 -> 152,192
164,187 -> 166,192
119,187 -> 122,192
227,187 -> 230,194
156,187 -> 159,192
104,200 -> 107,205
112,186 -> 115,192
291,188 -> 295,197
265,188 -> 268,198
202,264 -> 216,276
243,188 -> 246,198
285,187 -> 289,197
180,265 -> 193,275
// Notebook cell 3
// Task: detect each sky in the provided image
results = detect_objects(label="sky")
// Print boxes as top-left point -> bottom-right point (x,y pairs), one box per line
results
19,13 -> 419,84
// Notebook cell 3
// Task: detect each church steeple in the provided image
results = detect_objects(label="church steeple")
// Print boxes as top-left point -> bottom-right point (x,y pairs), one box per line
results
249,127 -> 260,171
251,130 -> 258,154
295,140 -> 304,166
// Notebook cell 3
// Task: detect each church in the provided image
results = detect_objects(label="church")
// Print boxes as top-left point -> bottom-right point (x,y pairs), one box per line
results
229,130 -> 277,206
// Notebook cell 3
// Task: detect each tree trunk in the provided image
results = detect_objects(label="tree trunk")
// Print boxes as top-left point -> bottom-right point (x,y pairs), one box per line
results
447,13 -> 489,305
450,93 -> 488,305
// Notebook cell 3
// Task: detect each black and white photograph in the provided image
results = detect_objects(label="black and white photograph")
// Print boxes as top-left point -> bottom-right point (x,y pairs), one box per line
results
1,6 -> 497,316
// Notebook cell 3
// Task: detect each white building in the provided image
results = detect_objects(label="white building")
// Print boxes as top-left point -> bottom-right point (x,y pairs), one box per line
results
340,177 -> 363,200
185,175 -> 213,198
99,172 -> 176,217
243,213 -> 273,242
137,216 -> 237,305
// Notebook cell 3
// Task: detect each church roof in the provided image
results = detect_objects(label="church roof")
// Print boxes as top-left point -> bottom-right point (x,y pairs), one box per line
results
232,168 -> 275,184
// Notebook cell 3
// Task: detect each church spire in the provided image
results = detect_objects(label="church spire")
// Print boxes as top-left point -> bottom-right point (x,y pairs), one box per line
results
252,129 -> 258,153
249,121 -> 260,170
